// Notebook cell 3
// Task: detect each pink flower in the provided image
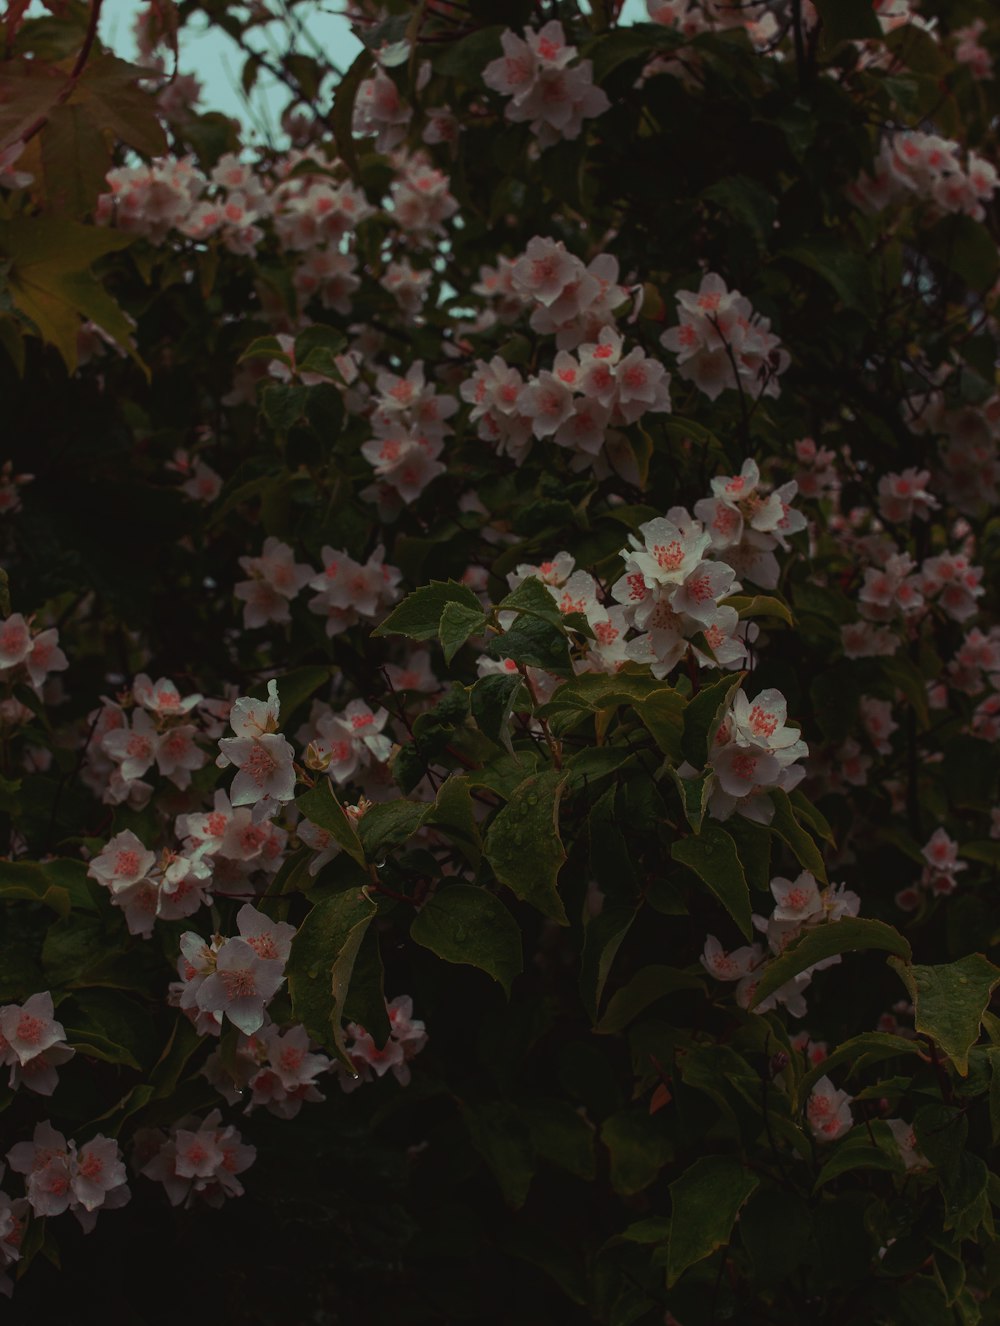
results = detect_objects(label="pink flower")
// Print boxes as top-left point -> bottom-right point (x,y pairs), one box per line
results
195,936 -> 286,1035
806,1076 -> 853,1142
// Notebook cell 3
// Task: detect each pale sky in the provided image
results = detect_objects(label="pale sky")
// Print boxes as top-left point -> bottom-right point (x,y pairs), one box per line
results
44,1 -> 649,144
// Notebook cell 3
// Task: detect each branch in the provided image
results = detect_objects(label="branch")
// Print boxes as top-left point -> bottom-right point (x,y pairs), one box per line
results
20,0 -> 105,148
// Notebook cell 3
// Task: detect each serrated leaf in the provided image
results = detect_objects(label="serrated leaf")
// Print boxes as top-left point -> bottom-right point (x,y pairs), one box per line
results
751,918 -> 911,1009
470,672 -> 526,754
497,575 -> 564,626
439,600 -> 487,664
486,615 -> 571,672
373,580 -> 483,641
425,775 -> 482,867
890,954 -> 1000,1076
70,53 -> 168,158
672,825 -> 752,939
410,884 -> 522,995
484,770 -> 568,923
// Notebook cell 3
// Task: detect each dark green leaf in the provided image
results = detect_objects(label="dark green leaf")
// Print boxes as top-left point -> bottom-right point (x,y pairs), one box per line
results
470,673 -> 526,754
286,888 -> 377,1064
596,965 -> 704,1035
484,770 -> 569,923
373,580 -> 483,641
667,1155 -> 759,1286
672,825 -> 752,940
486,615 -> 572,672
410,884 -> 522,994
751,918 -> 911,1009
681,673 -> 743,768
295,780 -> 366,867
439,599 -> 487,664
890,954 -> 1000,1076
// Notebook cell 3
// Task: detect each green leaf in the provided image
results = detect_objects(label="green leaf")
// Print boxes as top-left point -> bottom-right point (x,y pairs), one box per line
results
681,673 -> 743,768
671,825 -> 752,940
496,575 -> 564,627
580,905 -> 637,1022
424,775 -> 482,868
432,24 -> 505,83
295,780 -> 366,867
0,859 -> 72,918
814,1122 -> 905,1188
331,48 -> 373,178
800,1032 -> 922,1096
484,770 -> 569,924
667,1155 -> 760,1287
769,788 -> 827,884
601,1109 -> 672,1196
373,580 -> 483,641
410,884 -> 522,995
783,241 -> 876,316
461,1099 -> 534,1207
239,334 -> 288,365
595,965 -> 704,1035
541,671 -> 666,716
701,175 -> 777,245
724,817 -> 772,891
71,53 -> 168,158
439,600 -> 487,664
890,954 -> 1000,1076
665,766 -> 713,833
41,102 -> 109,218
925,215 -> 1000,292
357,800 -> 428,856
341,924 -> 389,1047
634,689 -> 686,761
486,615 -> 571,672
60,990 -> 154,1072
720,594 -> 794,627
286,888 -> 377,1067
261,384 -> 308,432
751,918 -> 912,1009
521,1097 -> 596,1180
471,673 -> 526,754
0,218 -> 138,373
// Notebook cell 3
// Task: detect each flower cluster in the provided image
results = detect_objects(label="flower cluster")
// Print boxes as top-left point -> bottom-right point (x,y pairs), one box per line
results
0,993 -> 74,1096
483,22 -> 610,148
0,614 -> 67,696
172,903 -> 295,1037
336,996 -> 428,1092
702,869 -> 860,1016
660,272 -> 789,401
204,1021 -> 333,1119
136,1110 -> 255,1208
851,130 -> 999,221
6,1123 -> 129,1229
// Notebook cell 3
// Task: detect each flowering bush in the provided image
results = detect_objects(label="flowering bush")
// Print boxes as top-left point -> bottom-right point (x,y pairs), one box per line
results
1,0 -> 1000,1319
